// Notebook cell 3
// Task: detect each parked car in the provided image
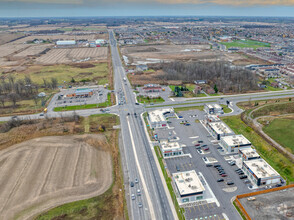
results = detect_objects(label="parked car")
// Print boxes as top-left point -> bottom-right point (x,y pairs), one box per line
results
217,146 -> 222,150
178,116 -> 183,118
214,164 -> 221,168
240,175 -> 248,179
276,184 -> 282,187
227,182 -> 234,185
198,140 -> 204,143
135,102 -> 139,105
217,178 -> 224,182
201,145 -> 207,148
176,165 -> 180,171
206,164 -> 213,167
203,147 -> 209,151
195,143 -> 200,146
244,180 -> 250,184
235,168 -> 242,172
230,162 -> 236,166
221,174 -> 228,177
185,123 -> 191,126
196,146 -> 201,150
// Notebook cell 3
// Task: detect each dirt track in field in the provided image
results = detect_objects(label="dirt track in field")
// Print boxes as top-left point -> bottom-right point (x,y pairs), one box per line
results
0,135 -> 112,220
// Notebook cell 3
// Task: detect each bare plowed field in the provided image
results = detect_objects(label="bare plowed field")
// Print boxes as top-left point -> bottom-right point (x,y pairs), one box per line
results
0,135 -> 112,220
0,43 -> 30,58
13,44 -> 52,57
36,47 -> 108,64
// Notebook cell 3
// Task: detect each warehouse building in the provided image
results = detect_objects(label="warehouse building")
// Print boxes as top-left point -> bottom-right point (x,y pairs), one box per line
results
204,104 -> 224,115
56,40 -> 76,47
220,134 -> 251,153
239,148 -> 261,161
206,121 -> 234,140
172,170 -> 205,204
148,108 -> 174,129
242,159 -> 281,186
160,141 -> 183,158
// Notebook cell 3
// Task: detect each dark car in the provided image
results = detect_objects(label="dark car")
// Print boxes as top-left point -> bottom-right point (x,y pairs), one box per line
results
178,116 -> 183,118
198,140 -> 204,143
217,146 -> 222,149
240,175 -> 247,179
214,164 -> 221,168
206,164 -> 213,167
227,182 -> 234,185
130,182 -> 134,187
195,146 -> 201,150
235,168 -> 242,172
135,102 -> 139,105
221,174 -> 228,177
238,172 -> 245,175
276,184 -> 282,187
217,178 -> 224,182
201,145 -> 207,148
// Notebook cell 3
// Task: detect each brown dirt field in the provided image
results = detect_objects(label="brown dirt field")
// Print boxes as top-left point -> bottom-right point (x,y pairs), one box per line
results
0,134 -> 112,220
231,52 -> 271,66
35,47 -> 108,64
0,33 -> 25,45
13,44 -> 52,57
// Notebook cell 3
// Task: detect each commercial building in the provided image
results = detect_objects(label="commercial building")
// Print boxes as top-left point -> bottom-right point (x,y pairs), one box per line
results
173,170 -> 205,204
206,121 -> 234,140
66,88 -> 94,98
56,40 -> 76,46
160,141 -> 183,158
204,104 -> 224,115
239,148 -> 261,161
95,39 -> 106,46
205,114 -> 220,123
220,134 -> 251,153
143,84 -> 162,92
242,159 -> 281,186
148,108 -> 174,129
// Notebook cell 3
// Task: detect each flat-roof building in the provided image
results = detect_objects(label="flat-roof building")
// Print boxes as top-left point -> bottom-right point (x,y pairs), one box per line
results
66,88 -> 94,98
220,134 -> 251,153
206,121 -> 234,140
206,114 -> 220,123
160,141 -> 183,158
172,170 -> 205,204
242,159 -> 280,186
56,40 -> 76,46
239,148 -> 261,161
204,104 -> 224,115
148,108 -> 174,129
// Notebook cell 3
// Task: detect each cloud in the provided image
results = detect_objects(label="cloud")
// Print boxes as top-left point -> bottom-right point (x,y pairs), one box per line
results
1,0 -> 294,6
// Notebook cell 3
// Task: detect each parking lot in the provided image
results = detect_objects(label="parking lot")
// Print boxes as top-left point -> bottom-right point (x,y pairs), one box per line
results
53,87 -> 109,108
153,110 -> 253,219
136,85 -> 172,102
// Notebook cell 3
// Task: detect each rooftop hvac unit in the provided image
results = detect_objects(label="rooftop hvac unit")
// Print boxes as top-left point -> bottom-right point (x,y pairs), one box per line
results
179,180 -> 184,183
191,186 -> 197,190
252,163 -> 257,166
186,173 -> 190,176
188,184 -> 191,187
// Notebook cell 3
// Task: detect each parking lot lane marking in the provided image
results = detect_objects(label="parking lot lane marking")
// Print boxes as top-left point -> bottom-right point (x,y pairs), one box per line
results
210,203 -> 214,208
201,203 -> 205,210
193,206 -> 196,212
206,203 -> 210,209
197,205 -> 201,211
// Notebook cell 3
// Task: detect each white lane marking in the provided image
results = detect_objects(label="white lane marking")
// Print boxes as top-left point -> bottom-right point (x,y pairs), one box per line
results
189,136 -> 199,139
127,118 -> 156,219
170,98 -> 175,101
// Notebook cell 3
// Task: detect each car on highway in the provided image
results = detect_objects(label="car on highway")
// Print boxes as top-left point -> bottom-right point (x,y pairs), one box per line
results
131,194 -> 136,200
135,178 -> 139,184
217,178 -> 224,182
137,189 -> 141,196
138,202 -> 143,208
130,182 -> 134,187
11,115 -> 17,119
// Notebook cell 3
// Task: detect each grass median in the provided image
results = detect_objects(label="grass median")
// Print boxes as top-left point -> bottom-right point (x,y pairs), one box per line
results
154,146 -> 185,220
54,93 -> 112,112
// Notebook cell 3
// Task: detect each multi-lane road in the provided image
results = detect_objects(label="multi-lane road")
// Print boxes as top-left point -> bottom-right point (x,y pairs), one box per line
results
1,30 -> 294,220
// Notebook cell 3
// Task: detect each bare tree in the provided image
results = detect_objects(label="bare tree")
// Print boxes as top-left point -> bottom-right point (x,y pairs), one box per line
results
0,95 -> 5,107
8,93 -> 20,108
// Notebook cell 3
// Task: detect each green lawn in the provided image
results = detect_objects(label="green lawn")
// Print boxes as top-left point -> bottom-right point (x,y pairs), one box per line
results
174,105 -> 204,113
220,39 -> 270,50
137,95 -> 165,104
14,63 -> 109,85
221,104 -> 232,113
263,118 -> 294,154
54,93 -> 112,111
222,115 -> 294,183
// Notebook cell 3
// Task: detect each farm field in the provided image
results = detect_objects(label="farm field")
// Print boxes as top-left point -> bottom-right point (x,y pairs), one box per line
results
13,44 -> 52,57
36,47 -> 107,64
0,33 -> 25,45
263,117 -> 294,154
0,43 -> 30,58
14,62 -> 109,85
0,135 -> 112,220
220,39 -> 271,50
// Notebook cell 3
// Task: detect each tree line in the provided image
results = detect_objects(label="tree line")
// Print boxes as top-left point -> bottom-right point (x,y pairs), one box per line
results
0,75 -> 58,108
155,61 -> 259,93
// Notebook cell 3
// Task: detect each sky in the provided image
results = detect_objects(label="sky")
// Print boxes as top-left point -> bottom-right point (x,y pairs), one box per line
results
0,0 -> 294,17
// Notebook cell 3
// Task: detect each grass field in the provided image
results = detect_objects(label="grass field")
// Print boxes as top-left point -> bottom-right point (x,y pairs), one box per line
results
222,115 -> 294,183
251,102 -> 294,119
14,63 -> 109,85
221,104 -> 232,113
54,93 -> 112,111
263,118 -> 294,154
220,39 -> 270,50
174,105 -> 204,113
137,95 -> 165,104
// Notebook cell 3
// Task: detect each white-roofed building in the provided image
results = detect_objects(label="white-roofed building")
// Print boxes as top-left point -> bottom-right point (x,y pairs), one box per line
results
206,121 -> 234,140
160,141 -> 183,158
220,134 -> 251,153
172,170 -> 205,204
204,103 -> 224,115
239,148 -> 261,161
242,159 -> 281,186
148,108 -> 174,128
56,40 -> 76,46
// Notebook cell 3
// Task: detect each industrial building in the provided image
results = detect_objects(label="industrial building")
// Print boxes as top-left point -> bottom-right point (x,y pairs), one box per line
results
242,159 -> 281,186
148,108 -> 174,129
206,121 -> 234,140
66,88 -> 94,98
56,40 -> 76,46
160,141 -> 183,158
204,104 -> 224,115
172,170 -> 205,204
239,148 -> 261,161
220,134 -> 251,153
